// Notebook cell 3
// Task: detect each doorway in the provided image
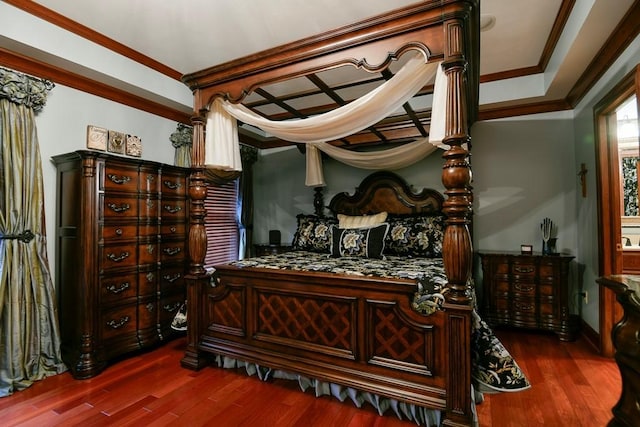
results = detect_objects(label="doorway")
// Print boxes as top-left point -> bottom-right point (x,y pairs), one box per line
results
595,65 -> 640,356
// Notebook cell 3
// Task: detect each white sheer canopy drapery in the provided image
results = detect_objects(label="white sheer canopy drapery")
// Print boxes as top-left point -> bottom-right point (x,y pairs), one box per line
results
204,53 -> 448,186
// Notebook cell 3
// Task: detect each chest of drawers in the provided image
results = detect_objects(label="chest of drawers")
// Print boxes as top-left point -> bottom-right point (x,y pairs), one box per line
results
478,251 -> 577,341
53,150 -> 189,378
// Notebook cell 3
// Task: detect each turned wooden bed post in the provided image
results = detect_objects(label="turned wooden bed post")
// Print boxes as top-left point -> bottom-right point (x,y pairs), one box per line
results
181,112 -> 210,370
441,27 -> 473,305
440,2 -> 478,425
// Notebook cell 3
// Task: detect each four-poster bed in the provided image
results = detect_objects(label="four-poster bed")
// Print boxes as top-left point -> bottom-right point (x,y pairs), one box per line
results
180,1 -> 483,425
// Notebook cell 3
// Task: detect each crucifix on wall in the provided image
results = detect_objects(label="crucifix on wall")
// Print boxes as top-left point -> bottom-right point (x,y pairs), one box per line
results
578,163 -> 588,198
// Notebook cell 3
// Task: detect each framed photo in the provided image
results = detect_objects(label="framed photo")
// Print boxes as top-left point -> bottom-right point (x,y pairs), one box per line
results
521,244 -> 533,255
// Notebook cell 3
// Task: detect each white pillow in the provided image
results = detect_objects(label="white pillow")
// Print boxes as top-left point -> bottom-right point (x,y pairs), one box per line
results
337,212 -> 388,229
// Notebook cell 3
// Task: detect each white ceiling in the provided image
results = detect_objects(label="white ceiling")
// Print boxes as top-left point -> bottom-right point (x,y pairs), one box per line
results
17,0 -> 639,112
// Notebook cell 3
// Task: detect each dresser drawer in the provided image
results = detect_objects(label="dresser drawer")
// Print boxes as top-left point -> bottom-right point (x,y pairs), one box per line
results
100,273 -> 137,304
100,243 -> 138,271
102,164 -> 139,193
511,298 -> 536,315
160,266 -> 185,293
161,222 -> 186,237
161,173 -> 187,196
101,304 -> 137,341
511,261 -> 536,278
161,241 -> 185,262
101,224 -> 138,241
100,195 -> 139,218
511,282 -> 536,298
161,199 -> 186,220
159,292 -> 185,327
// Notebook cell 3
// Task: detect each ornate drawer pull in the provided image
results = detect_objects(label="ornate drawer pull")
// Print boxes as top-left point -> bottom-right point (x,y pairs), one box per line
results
163,205 -> 182,214
106,281 -> 130,294
514,283 -> 534,293
163,247 -> 181,256
107,251 -> 130,262
107,203 -> 131,213
147,245 -> 155,254
107,174 -> 131,185
514,302 -> 533,311
514,266 -> 534,274
163,302 -> 182,312
147,175 -> 155,182
115,228 -> 123,236
170,226 -> 177,233
146,303 -> 154,312
106,316 -> 129,329
163,273 -> 181,283
146,200 -> 155,208
163,180 -> 182,190
146,272 -> 155,282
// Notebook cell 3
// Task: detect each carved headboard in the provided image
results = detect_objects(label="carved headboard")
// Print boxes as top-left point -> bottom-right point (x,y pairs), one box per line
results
328,171 -> 444,216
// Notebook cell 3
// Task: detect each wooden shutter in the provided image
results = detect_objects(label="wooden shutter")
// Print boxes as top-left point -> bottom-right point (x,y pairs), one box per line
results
204,179 -> 239,268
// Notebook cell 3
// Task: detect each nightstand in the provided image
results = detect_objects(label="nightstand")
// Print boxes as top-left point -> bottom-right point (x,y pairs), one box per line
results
254,244 -> 292,256
478,251 -> 577,341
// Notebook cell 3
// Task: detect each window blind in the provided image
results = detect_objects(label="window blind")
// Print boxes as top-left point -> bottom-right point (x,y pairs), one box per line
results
203,179 -> 239,268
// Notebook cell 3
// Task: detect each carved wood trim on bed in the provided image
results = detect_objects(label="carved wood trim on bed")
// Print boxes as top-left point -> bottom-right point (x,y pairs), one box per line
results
328,170 -> 445,216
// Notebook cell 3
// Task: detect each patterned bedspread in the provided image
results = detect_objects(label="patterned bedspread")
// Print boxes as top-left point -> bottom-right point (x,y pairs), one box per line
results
228,250 -> 531,394
231,250 -> 448,315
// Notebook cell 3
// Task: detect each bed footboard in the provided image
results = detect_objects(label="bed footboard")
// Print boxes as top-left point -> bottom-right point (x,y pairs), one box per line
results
182,266 -> 473,426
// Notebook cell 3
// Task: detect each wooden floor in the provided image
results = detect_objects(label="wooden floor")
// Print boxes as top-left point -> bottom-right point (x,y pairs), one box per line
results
0,329 -> 621,426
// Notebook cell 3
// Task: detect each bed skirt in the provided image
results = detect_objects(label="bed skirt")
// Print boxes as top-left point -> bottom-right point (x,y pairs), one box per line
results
214,354 -> 480,427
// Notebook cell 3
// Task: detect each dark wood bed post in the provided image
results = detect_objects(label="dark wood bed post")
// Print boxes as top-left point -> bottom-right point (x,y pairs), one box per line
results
181,113 -> 210,370
441,3 -> 478,425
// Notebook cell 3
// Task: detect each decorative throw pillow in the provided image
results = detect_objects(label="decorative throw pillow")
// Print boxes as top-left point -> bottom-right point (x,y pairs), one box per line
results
385,214 -> 445,258
337,212 -> 388,229
330,223 -> 389,259
291,214 -> 337,253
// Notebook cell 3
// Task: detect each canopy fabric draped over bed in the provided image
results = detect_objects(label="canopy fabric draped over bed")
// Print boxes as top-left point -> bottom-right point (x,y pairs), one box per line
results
205,53 -> 449,186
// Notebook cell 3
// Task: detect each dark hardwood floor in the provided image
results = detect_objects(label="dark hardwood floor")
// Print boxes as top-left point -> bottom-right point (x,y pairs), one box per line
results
0,329 -> 620,426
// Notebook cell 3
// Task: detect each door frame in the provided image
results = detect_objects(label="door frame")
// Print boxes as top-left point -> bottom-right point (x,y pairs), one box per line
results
595,64 -> 640,356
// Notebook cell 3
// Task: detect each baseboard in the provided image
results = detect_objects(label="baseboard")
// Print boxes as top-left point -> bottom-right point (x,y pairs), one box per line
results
579,318 -> 600,354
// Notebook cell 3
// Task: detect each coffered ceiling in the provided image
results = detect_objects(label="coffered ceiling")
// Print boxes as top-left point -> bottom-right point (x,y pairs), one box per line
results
2,0 -> 638,149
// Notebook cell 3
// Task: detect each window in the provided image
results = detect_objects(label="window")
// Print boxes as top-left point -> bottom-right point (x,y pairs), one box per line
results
204,179 -> 239,268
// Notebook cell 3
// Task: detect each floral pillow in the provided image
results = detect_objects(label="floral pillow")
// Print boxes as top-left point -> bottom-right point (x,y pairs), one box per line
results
291,214 -> 337,253
330,223 -> 389,259
385,214 -> 445,258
